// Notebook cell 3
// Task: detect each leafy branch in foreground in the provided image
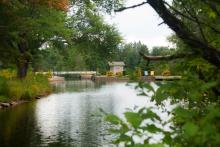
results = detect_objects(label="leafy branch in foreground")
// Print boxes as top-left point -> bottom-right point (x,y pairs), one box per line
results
105,58 -> 220,146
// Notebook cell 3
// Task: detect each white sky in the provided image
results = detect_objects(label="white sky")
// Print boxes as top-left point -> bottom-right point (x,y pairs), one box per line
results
105,0 -> 173,49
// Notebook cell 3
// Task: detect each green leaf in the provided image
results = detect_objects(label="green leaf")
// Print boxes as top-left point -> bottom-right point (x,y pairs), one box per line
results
105,114 -> 122,125
142,124 -> 162,133
183,122 -> 199,137
209,11 -> 216,18
124,112 -> 142,128
148,144 -> 164,147
142,109 -> 161,121
174,107 -> 193,121
143,83 -> 155,92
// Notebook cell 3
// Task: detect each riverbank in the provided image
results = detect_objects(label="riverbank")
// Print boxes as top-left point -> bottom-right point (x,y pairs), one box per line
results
0,72 -> 52,109
0,92 -> 51,109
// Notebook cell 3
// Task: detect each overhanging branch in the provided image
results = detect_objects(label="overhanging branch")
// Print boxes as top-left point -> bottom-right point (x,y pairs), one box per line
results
139,52 -> 193,61
114,1 -> 148,12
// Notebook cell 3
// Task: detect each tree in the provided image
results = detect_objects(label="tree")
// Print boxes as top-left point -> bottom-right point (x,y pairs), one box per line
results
105,1 -> 220,146
114,42 -> 149,71
115,0 -> 220,68
0,0 -> 70,78
69,5 -> 122,72
0,0 -> 124,78
151,46 -> 174,56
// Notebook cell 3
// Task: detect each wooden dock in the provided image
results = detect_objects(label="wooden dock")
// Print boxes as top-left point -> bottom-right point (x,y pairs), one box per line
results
93,76 -> 181,82
92,76 -> 129,82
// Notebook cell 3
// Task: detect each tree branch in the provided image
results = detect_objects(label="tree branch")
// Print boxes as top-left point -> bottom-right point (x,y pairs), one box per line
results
164,0 -> 220,34
115,1 -> 148,12
139,52 -> 193,61
181,4 -> 207,42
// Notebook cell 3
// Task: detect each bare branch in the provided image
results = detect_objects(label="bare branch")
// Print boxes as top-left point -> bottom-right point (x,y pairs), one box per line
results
115,1 -> 148,12
158,21 -> 165,26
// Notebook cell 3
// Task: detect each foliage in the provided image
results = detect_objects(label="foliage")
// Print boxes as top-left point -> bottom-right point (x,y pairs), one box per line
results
0,0 -> 124,78
116,72 -> 123,78
151,46 -> 175,56
46,70 -> 53,78
70,7 -> 122,71
106,54 -> 220,146
105,1 -> 220,139
0,69 -> 16,79
162,70 -> 171,76
114,42 -> 149,71
0,0 -> 71,78
106,71 -> 114,77
134,68 -> 142,78
0,72 -> 51,101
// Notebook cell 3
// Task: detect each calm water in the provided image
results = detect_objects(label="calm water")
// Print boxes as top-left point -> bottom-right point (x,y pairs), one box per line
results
0,80 -> 171,147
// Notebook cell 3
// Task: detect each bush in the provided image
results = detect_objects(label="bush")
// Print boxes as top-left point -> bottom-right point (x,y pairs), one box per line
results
0,77 -> 6,94
0,69 -> 16,79
106,71 -> 114,77
46,70 -> 53,78
134,67 -> 142,77
162,69 -> 171,76
2,74 -> 51,101
116,72 -> 123,77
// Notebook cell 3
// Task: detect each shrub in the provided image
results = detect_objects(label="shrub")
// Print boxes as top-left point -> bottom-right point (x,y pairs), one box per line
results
0,69 -> 16,79
162,69 -> 171,76
5,81 -> 24,100
116,72 -> 123,77
106,71 -> 114,77
46,70 -> 53,78
0,77 -> 6,94
134,67 -> 142,77
2,74 -> 51,100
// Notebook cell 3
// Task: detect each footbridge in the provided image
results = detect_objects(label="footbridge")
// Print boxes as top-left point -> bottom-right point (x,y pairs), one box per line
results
36,71 -> 97,80
53,71 -> 97,75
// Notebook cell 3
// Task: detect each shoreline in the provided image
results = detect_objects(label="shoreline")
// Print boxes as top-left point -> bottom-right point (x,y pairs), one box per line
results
0,92 -> 50,110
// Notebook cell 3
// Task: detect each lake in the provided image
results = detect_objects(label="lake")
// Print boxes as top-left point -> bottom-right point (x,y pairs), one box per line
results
0,80 -> 171,147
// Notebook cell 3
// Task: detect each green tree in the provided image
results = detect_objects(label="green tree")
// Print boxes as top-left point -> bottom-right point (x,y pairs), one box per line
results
151,46 -> 174,56
70,6 -> 122,72
0,0 -> 124,78
0,0 -> 70,78
115,41 -> 149,71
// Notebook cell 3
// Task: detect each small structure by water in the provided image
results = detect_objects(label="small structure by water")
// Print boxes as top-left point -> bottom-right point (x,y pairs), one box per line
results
108,61 -> 125,74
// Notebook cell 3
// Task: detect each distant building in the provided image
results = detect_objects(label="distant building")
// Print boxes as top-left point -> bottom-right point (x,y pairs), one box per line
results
108,61 -> 125,74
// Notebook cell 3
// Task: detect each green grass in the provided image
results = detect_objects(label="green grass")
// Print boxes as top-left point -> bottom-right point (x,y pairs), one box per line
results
0,73 -> 51,101
0,95 -> 9,102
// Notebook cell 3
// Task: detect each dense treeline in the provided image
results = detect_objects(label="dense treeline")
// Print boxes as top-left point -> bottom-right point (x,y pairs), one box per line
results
0,0 -> 124,78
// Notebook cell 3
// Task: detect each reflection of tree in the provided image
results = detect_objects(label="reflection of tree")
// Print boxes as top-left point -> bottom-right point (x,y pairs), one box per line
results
52,80 -> 106,93
0,103 -> 37,147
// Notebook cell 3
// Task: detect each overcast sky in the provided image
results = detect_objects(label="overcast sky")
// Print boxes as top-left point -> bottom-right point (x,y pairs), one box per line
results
105,0 -> 173,49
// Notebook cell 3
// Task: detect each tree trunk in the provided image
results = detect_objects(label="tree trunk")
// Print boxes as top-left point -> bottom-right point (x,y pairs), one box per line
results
17,57 -> 29,79
16,35 -> 31,79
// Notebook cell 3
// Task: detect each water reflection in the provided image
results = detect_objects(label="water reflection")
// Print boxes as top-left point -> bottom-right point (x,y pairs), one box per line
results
0,80 -> 169,147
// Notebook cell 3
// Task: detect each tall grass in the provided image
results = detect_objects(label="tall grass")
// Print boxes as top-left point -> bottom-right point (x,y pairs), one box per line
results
0,71 -> 51,101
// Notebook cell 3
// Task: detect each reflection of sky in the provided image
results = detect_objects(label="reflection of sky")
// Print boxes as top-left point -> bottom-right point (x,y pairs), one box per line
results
35,81 -> 175,146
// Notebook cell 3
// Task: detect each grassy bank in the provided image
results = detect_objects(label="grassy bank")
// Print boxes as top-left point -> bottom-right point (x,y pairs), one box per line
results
0,71 -> 51,102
